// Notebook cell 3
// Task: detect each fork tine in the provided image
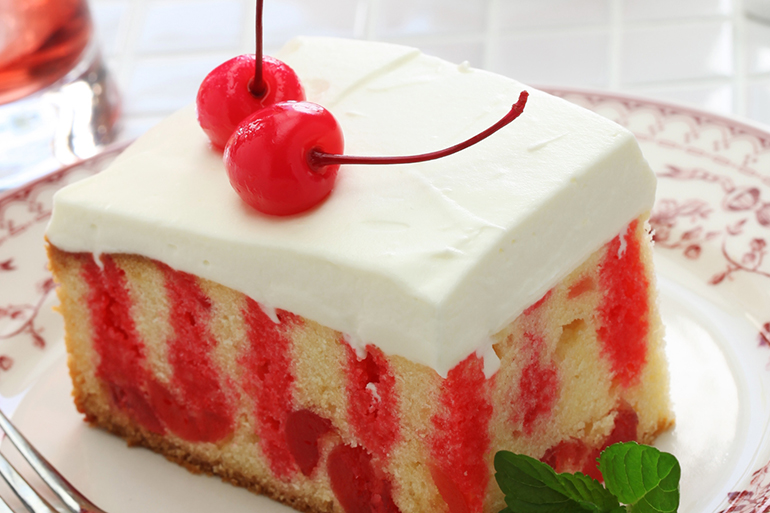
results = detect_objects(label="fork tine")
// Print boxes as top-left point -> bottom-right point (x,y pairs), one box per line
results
0,451 -> 56,513
0,495 -> 16,513
0,409 -> 107,513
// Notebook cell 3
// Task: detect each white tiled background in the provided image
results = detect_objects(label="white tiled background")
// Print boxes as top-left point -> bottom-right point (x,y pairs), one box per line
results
88,0 -> 770,141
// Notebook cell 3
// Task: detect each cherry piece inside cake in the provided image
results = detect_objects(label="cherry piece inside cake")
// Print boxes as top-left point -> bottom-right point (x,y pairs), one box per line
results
46,37 -> 673,513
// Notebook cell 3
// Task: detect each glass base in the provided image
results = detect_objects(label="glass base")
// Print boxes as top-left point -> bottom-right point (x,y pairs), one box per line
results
0,44 -> 120,192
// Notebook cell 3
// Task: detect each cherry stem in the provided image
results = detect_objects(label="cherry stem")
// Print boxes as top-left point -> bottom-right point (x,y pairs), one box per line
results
249,0 -> 267,98
309,90 -> 529,170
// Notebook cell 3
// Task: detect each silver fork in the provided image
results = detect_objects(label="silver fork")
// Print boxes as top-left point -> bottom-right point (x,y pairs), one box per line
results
0,408 -> 107,513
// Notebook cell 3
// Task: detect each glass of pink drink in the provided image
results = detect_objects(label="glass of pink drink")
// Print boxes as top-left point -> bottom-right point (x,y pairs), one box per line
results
0,0 -> 120,190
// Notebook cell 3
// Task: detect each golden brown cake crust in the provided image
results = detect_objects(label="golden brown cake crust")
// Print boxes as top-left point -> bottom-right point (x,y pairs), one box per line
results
75,393 -> 336,513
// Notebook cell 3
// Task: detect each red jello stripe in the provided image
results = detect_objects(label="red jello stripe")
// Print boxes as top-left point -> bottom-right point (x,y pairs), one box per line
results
344,343 -> 399,458
80,254 -> 164,434
82,255 -> 236,442
582,407 -> 638,480
285,409 -> 333,476
597,219 -> 650,387
513,332 -> 559,434
328,444 -> 401,513
541,439 -> 590,475
429,463 -> 471,513
430,354 -> 493,513
603,405 -> 639,449
240,298 -> 300,479
568,276 -> 594,299
541,405 -> 639,481
155,264 -> 235,442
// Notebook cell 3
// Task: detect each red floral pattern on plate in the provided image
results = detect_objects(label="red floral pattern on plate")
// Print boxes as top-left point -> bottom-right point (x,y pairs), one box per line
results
0,143 -> 127,391
720,461 -> 770,513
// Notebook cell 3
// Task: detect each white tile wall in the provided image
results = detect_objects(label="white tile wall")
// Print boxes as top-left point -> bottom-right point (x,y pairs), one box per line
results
262,0 -> 362,46
747,18 -> 770,73
498,0 -> 611,30
137,0 -> 245,54
124,53 -> 233,115
375,0 -> 490,37
620,22 -> 734,84
748,81 -> 770,124
622,0 -> 732,21
90,1 -> 128,57
87,0 -> 770,141
494,31 -> 611,87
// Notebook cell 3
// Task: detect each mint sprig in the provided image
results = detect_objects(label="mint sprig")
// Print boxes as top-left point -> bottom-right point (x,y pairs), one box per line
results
494,442 -> 680,513
494,451 -> 622,513
598,443 -> 680,513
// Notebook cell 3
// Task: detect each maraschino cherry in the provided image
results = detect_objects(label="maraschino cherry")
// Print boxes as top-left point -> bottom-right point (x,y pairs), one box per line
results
225,91 -> 529,216
225,101 -> 343,217
196,0 -> 305,149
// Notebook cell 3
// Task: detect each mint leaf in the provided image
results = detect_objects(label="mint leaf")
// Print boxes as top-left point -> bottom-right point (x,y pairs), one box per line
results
598,442 -> 680,513
494,451 -> 624,513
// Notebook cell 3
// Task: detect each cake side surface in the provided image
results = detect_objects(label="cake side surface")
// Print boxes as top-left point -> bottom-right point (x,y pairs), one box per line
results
45,36 -> 671,513
45,37 -> 657,376
47,215 -> 672,513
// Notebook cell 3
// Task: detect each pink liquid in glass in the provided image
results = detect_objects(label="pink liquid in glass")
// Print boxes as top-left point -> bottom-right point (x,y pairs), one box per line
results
0,0 -> 92,105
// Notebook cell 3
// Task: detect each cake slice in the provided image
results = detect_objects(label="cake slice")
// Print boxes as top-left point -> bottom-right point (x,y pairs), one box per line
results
46,37 -> 672,513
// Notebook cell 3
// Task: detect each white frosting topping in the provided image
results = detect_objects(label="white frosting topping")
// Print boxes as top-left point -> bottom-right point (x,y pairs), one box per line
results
46,37 -> 656,377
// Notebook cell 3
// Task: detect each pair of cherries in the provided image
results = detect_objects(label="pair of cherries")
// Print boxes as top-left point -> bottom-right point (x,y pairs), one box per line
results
196,52 -> 529,216
197,54 -> 337,216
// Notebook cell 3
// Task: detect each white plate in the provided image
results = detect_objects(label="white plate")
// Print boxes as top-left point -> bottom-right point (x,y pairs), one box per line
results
2,90 -> 770,513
